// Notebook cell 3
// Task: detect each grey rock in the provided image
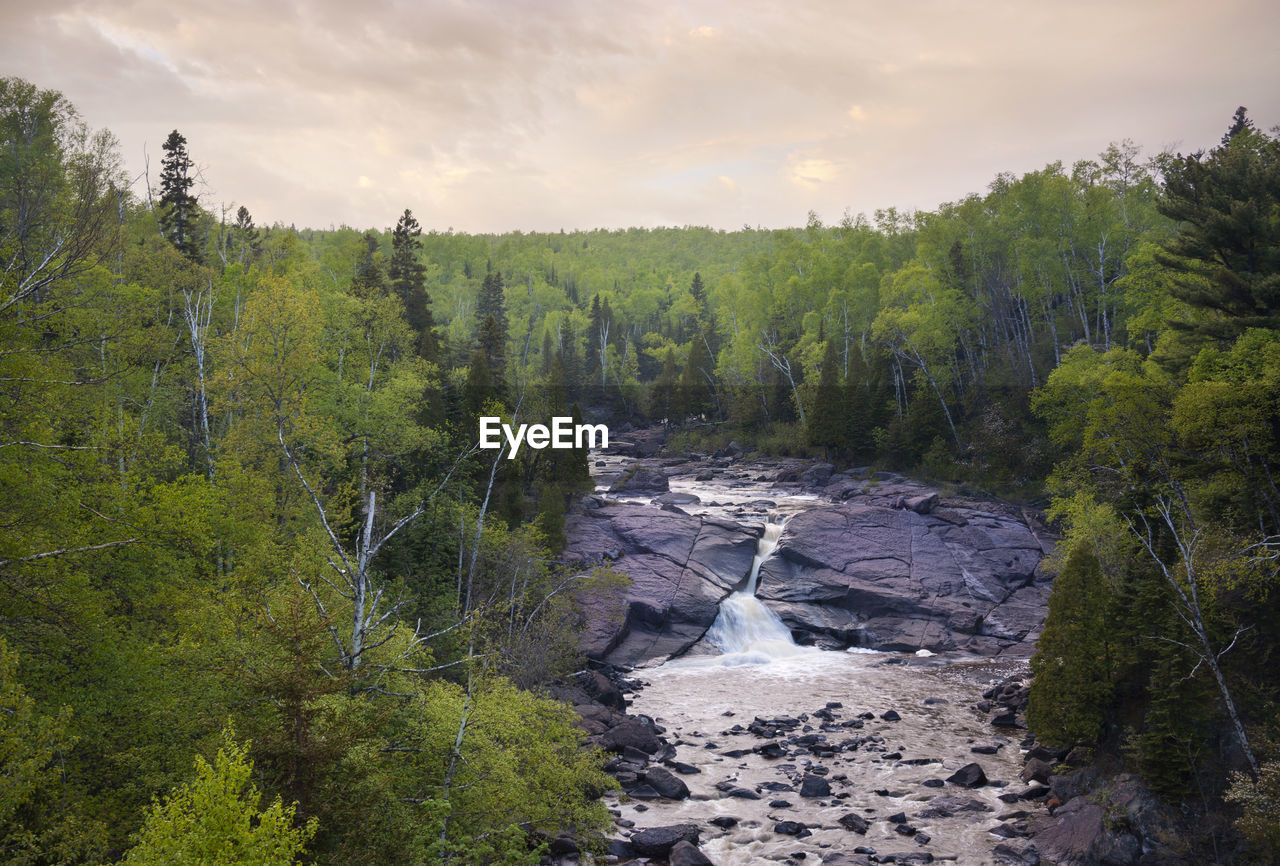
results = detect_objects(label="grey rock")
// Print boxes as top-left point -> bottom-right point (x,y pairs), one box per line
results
668,840 -> 714,866
629,824 -> 701,857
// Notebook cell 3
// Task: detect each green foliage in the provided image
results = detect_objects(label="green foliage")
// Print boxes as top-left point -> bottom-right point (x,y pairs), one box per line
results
1226,760 -> 1280,860
121,727 -> 316,866
1029,545 -> 1115,748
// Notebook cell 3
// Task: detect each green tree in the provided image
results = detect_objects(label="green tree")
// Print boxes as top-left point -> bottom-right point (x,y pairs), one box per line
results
1028,545 -> 1115,748
1157,108 -> 1280,342
121,727 -> 316,866
389,209 -> 437,361
159,130 -> 201,261
807,337 -> 844,453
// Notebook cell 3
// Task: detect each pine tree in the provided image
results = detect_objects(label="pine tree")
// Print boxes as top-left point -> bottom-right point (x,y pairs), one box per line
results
1027,545 -> 1115,748
350,231 -> 385,298
808,337 -> 844,453
158,130 -> 200,261
649,347 -> 678,424
678,338 -> 714,422
475,271 -> 508,392
1157,108 -> 1280,341
388,208 -> 437,361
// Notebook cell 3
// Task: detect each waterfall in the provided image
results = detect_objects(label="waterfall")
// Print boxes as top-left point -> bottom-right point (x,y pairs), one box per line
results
704,518 -> 804,664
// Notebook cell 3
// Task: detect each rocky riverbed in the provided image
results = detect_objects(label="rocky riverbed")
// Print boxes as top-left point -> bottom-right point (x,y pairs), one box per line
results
566,452 -> 1055,667
552,443 -> 1184,865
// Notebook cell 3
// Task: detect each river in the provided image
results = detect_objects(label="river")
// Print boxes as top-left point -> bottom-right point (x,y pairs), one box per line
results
593,458 -> 1035,864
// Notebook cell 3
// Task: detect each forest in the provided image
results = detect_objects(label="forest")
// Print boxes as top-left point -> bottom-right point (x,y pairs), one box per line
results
2,72 -> 1279,863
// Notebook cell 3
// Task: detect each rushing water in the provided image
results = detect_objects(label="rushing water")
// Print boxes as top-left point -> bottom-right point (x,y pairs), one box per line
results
703,520 -> 809,665
598,471 -> 1033,865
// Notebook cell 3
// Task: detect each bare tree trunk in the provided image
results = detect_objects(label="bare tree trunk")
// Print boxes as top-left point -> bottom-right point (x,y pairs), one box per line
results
1129,500 -> 1260,776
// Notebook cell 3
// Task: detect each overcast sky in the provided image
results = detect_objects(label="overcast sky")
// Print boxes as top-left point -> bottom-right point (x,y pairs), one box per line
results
5,0 -> 1279,233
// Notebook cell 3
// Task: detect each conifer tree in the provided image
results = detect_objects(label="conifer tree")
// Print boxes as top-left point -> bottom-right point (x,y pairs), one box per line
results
158,130 -> 200,260
808,337 -> 844,453
388,208 -> 437,361
1028,545 -> 1116,748
1158,108 -> 1280,341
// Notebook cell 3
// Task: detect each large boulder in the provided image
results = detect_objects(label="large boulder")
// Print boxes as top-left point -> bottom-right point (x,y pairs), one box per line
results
629,824 -> 701,857
609,464 -> 670,494
566,505 -> 761,666
755,502 -> 1046,655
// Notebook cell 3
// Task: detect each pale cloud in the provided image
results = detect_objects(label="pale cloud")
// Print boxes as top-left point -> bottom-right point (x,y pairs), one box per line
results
2,0 -> 1278,232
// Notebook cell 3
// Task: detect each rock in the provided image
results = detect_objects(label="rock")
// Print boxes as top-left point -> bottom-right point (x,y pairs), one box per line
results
609,465 -> 670,494
548,835 -> 579,856
671,761 -> 701,775
774,821 -> 807,836
629,824 -> 701,857
568,505 -> 761,666
915,795 -> 992,819
838,812 -> 870,833
945,763 -> 989,788
799,774 -> 831,798
643,766 -> 690,799
668,840 -> 714,866
993,839 -> 1041,865
881,709 -> 902,721
709,816 -> 739,829
754,502 -> 1044,655
606,838 -> 636,858
656,492 -> 701,506
1020,757 -> 1054,785
601,717 -> 661,755
1031,796 -> 1141,866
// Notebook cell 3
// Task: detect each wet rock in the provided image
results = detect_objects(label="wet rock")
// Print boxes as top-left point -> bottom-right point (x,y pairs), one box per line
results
774,821 -> 807,836
567,505 -> 761,666
993,839 -> 1040,865
881,709 -> 902,721
915,795 -> 992,819
1020,758 -> 1053,785
755,502 -> 1044,655
671,761 -> 701,775
709,815 -> 739,829
629,824 -> 701,857
838,813 -> 870,834
601,717 -> 661,754
609,465 -> 670,494
606,838 -> 636,858
946,762 -> 989,788
799,774 -> 832,798
769,799 -> 793,808
668,840 -> 714,866
642,766 -> 690,800
971,744 -> 1001,755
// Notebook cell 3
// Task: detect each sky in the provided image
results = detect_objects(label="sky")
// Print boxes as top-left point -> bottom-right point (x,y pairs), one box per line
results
4,0 -> 1279,234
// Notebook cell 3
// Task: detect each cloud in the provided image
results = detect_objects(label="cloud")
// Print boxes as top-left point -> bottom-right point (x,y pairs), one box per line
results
2,0 -> 1278,231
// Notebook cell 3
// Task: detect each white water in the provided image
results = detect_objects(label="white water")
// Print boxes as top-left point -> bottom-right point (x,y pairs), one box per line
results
703,520 -> 810,664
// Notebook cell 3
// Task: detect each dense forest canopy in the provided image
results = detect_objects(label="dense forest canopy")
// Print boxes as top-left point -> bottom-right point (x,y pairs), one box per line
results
2,73 -> 1279,862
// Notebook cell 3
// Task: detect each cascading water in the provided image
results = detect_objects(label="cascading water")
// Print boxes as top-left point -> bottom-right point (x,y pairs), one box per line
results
703,518 -> 807,664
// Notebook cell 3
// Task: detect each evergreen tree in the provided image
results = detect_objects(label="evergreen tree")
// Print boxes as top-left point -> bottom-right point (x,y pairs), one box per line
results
1027,545 -> 1115,748
388,208 -> 437,361
649,347 -> 678,424
1157,109 -> 1280,341
476,271 -> 508,393
349,231 -> 385,298
158,130 -> 200,261
808,337 -> 844,452
678,337 -> 714,422
231,205 -> 259,270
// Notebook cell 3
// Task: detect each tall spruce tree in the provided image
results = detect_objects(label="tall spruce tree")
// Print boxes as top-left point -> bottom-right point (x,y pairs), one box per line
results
1157,108 -> 1280,341
808,337 -> 844,453
388,208 -> 437,361
158,130 -> 200,260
